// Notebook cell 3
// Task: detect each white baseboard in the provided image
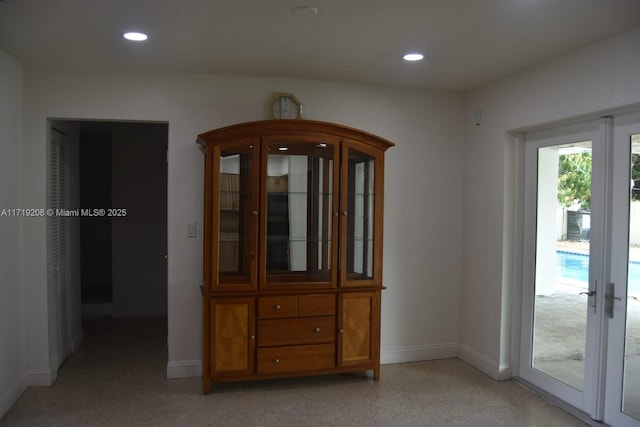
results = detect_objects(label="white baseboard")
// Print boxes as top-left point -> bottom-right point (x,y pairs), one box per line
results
166,360 -> 201,379
25,369 -> 53,387
0,374 -> 27,418
381,343 -> 458,365
457,344 -> 512,380
497,363 -> 512,380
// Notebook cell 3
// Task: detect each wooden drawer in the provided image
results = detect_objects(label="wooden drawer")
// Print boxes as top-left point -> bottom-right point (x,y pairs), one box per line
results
258,316 -> 335,346
257,344 -> 335,375
258,296 -> 298,319
298,294 -> 335,316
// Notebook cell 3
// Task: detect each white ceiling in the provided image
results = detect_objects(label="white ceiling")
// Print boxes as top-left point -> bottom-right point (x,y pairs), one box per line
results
1,0 -> 639,91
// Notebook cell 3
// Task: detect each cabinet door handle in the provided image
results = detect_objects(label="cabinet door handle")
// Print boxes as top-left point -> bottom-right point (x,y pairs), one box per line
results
314,327 -> 321,333
338,328 -> 344,334
273,358 -> 280,365
274,304 -> 281,311
251,210 -> 258,216
249,335 -> 255,340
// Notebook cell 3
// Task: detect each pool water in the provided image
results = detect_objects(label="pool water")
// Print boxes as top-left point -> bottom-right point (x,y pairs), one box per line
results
557,250 -> 640,295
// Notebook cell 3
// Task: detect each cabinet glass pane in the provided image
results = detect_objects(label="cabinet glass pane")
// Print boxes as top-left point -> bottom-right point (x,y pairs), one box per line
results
218,148 -> 253,283
346,149 -> 375,280
266,142 -> 333,283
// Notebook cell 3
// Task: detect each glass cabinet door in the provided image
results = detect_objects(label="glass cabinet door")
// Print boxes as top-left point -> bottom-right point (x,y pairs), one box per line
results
260,135 -> 339,288
341,142 -> 382,286
212,138 -> 259,290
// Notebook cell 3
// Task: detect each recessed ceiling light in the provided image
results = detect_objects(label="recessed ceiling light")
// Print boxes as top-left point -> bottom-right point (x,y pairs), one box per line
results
123,32 -> 148,41
403,53 -> 424,61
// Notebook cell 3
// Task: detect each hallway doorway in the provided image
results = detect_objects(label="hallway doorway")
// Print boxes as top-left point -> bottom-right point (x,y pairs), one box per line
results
46,120 -> 168,379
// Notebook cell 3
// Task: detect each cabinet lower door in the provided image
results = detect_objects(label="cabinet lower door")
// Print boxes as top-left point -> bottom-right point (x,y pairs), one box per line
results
209,297 -> 255,378
338,292 -> 380,370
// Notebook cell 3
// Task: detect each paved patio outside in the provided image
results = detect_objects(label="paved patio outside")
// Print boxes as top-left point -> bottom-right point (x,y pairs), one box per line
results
533,241 -> 640,419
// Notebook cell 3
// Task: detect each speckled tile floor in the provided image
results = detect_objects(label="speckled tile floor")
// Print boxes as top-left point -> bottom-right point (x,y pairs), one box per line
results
0,317 -> 589,427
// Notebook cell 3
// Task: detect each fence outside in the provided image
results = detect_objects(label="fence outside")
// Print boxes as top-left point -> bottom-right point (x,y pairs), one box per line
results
557,201 -> 640,246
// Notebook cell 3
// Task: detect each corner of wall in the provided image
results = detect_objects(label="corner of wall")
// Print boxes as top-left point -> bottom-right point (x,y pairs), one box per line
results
25,369 -> 54,387
457,344 -> 512,381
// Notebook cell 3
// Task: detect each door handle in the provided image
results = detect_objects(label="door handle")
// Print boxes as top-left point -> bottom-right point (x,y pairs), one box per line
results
605,282 -> 622,319
581,280 -> 597,312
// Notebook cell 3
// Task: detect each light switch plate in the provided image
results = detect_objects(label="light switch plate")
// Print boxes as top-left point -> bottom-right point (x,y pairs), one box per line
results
187,222 -> 197,238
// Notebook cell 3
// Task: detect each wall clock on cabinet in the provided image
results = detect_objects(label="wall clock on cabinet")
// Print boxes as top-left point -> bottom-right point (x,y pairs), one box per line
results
271,93 -> 302,119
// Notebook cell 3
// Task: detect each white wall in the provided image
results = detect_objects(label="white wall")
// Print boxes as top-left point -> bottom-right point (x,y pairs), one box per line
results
21,72 -> 464,378
0,50 -> 26,416
460,26 -> 640,378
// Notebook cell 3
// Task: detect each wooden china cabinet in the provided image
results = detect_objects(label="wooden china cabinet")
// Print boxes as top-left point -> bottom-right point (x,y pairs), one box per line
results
197,120 -> 393,394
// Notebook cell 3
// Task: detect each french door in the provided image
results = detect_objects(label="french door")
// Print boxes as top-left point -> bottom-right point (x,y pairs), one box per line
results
605,111 -> 640,426
520,113 -> 640,426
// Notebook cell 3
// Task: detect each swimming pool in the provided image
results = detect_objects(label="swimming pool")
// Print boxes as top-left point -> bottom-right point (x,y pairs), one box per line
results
557,250 -> 640,295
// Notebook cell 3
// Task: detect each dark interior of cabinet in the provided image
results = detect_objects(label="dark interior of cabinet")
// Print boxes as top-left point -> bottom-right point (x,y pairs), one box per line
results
266,193 -> 290,270
265,149 -> 332,283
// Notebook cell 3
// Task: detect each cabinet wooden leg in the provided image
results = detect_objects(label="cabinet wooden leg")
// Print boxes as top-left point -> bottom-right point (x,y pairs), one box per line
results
373,368 -> 380,380
203,378 -> 211,395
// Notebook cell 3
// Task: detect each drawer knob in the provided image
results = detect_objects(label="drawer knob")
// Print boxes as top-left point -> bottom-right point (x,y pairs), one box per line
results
338,328 -> 344,334
314,327 -> 321,333
273,358 -> 280,365
249,335 -> 255,340
274,304 -> 281,311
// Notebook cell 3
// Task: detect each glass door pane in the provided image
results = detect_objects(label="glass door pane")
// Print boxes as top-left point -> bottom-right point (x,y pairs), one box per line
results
339,143 -> 382,288
607,123 -> 640,426
532,142 -> 592,391
216,142 -> 258,287
622,133 -> 640,420
262,138 -> 338,287
343,147 -> 376,282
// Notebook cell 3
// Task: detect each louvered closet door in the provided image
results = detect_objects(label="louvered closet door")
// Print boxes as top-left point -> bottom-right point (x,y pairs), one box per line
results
48,128 -> 70,375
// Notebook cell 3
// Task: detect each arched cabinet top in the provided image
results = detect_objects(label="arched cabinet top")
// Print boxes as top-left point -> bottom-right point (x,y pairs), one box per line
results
196,119 -> 395,152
